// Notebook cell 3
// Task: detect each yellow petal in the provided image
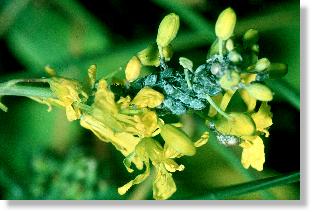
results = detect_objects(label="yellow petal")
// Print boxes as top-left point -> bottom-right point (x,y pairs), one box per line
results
153,164 -> 176,200
251,102 -> 273,137
240,136 -> 265,171
219,90 -> 235,111
118,158 -> 150,195
131,87 -> 164,108
194,131 -> 209,148
208,93 -> 223,117
80,114 -> 140,156
239,89 -> 257,112
215,112 -> 256,136
49,77 -> 88,121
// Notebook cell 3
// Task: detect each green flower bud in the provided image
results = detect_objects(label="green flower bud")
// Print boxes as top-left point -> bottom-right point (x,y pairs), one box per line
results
251,44 -> 260,53
179,57 -> 193,71
226,39 -> 234,51
219,71 -> 240,90
160,124 -> 196,156
215,8 -> 236,40
246,83 -> 273,101
215,112 -> 256,136
125,56 -> 142,82
255,58 -> 270,72
156,13 -> 180,47
137,44 -> 172,67
228,50 -> 242,63
267,63 -> 288,78
243,29 -> 259,47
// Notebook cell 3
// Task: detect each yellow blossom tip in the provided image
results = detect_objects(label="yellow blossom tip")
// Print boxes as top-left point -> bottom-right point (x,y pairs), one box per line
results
215,7 -> 236,40
125,56 -> 142,82
156,13 -> 180,48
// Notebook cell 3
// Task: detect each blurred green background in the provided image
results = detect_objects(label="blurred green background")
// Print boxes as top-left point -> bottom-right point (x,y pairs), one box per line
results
0,0 -> 299,200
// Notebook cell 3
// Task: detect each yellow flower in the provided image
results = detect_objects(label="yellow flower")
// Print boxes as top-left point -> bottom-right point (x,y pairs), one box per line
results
251,102 -> 273,137
131,87 -> 164,108
240,136 -> 265,171
80,80 -> 161,157
118,138 -> 184,200
49,77 -> 88,121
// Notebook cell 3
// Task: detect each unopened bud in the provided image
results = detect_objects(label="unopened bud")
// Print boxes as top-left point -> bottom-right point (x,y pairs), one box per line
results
267,63 -> 288,78
246,83 -> 273,101
179,57 -> 193,71
226,39 -> 234,51
215,7 -> 236,40
243,29 -> 259,47
255,58 -> 270,72
160,124 -> 196,156
156,13 -> 180,47
125,56 -> 142,82
228,50 -> 242,63
219,71 -> 240,90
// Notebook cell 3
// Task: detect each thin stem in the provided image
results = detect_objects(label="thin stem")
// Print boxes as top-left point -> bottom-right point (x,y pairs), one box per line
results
184,69 -> 192,89
192,172 -> 300,200
0,79 -> 54,98
206,95 -> 230,119
218,39 -> 223,59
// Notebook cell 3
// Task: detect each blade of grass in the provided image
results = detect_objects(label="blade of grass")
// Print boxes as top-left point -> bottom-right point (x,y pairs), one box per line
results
266,80 -> 300,110
192,172 -> 300,200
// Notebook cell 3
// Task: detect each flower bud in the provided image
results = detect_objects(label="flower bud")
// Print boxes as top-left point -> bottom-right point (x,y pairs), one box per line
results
255,58 -> 270,72
243,29 -> 259,47
267,63 -> 288,78
219,71 -> 240,90
156,13 -> 180,47
245,83 -> 273,101
226,39 -> 234,51
179,57 -> 193,70
125,56 -> 142,82
215,8 -> 236,40
160,124 -> 196,156
215,112 -> 256,136
228,50 -> 242,63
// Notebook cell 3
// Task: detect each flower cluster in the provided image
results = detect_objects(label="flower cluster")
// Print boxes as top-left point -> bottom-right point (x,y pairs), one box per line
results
122,8 -> 286,173
0,8 -> 287,199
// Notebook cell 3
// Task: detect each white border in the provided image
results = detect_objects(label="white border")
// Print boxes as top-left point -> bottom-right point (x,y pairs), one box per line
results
0,0 -> 309,211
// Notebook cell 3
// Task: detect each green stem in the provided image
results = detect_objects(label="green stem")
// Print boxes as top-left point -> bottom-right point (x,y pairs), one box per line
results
184,69 -> 192,89
193,172 -> 300,200
0,81 -> 53,98
218,39 -> 223,58
206,95 -> 230,119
